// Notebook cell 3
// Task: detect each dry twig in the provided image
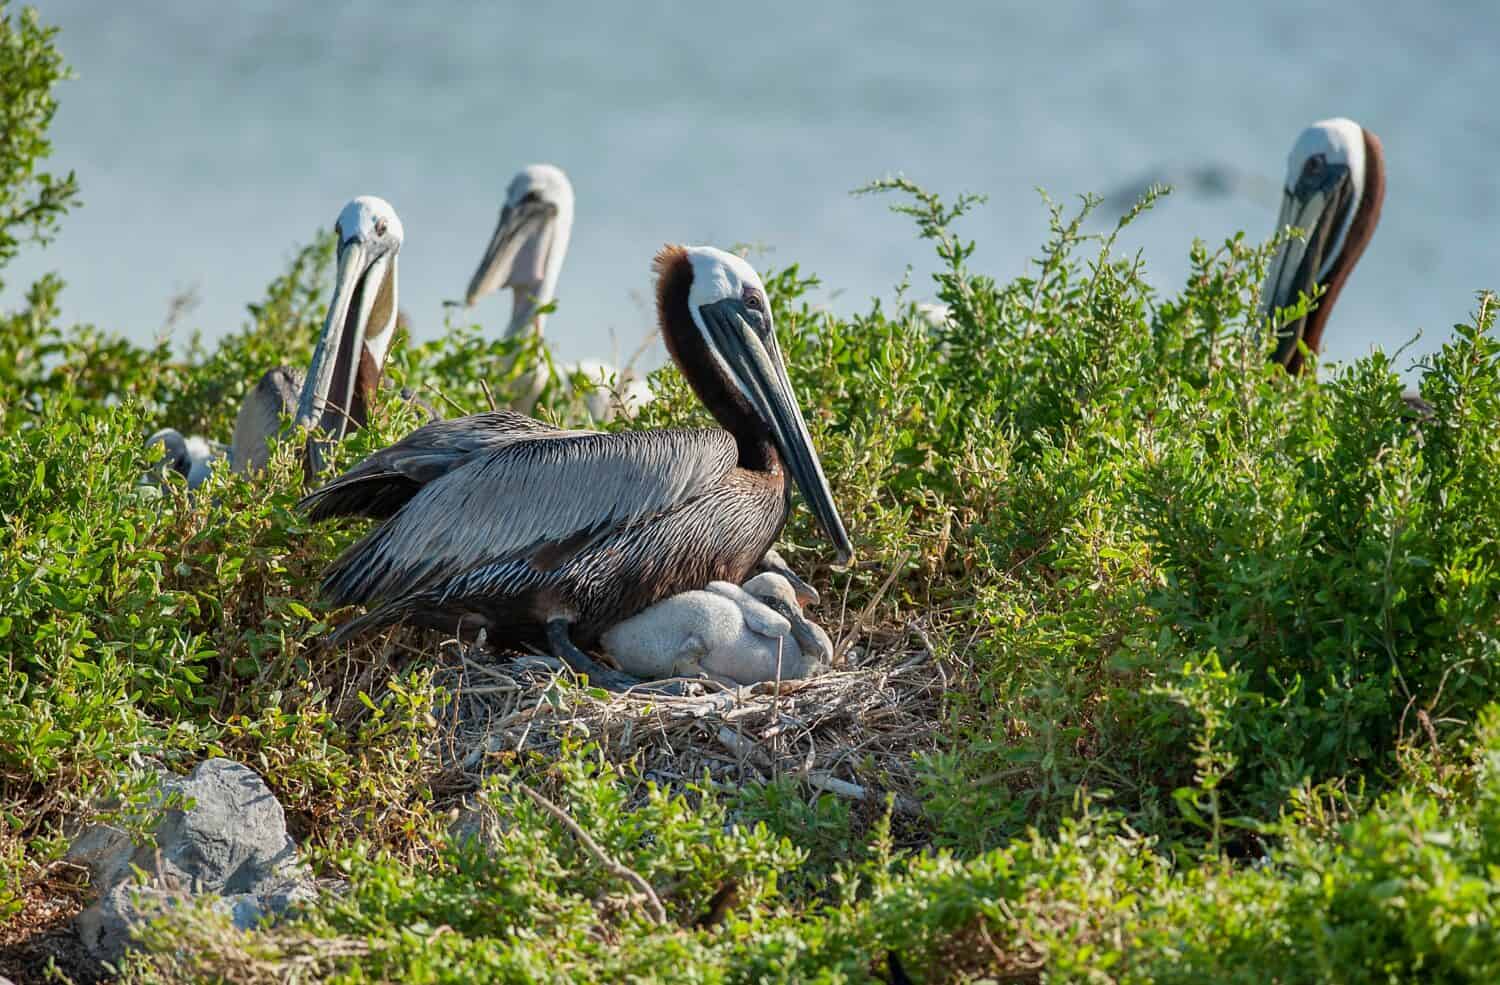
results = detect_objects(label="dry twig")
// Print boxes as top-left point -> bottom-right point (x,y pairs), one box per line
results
517,781 -> 667,926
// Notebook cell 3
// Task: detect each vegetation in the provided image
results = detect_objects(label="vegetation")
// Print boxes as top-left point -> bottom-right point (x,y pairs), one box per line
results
4,5 -> 1500,982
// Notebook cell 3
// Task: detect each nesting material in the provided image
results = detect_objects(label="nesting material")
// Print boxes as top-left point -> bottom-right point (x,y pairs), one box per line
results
426,621 -> 945,818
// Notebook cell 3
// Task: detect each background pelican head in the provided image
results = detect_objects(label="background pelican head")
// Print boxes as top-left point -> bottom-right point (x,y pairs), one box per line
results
657,244 -> 853,564
1259,118 -> 1385,373
298,195 -> 404,471
464,164 -> 575,339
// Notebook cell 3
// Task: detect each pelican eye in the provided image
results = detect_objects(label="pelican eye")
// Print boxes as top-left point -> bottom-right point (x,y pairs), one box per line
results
1302,154 -> 1326,179
374,217 -> 389,237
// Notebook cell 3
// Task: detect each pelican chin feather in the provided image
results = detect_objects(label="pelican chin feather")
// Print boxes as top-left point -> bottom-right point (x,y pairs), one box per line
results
303,245 -> 852,691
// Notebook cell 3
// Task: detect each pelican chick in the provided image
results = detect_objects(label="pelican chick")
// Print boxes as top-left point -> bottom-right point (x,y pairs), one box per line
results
600,572 -> 832,686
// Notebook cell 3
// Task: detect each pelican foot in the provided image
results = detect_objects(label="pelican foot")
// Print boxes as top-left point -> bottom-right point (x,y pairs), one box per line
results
545,619 -> 646,692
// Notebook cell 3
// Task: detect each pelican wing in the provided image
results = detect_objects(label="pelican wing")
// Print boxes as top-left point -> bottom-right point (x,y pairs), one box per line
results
319,426 -> 739,606
300,411 -> 590,521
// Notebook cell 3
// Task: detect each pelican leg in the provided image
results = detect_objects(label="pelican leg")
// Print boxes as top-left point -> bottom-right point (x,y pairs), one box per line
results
545,619 -> 645,692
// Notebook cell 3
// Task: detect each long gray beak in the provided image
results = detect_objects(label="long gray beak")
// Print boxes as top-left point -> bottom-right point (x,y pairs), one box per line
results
700,298 -> 853,564
298,239 -> 388,474
1259,165 -> 1354,370
464,198 -> 557,309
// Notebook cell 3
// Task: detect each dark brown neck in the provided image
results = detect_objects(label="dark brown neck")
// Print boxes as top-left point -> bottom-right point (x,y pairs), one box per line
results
347,344 -> 382,429
347,258 -> 397,427
1297,127 -> 1385,371
654,245 -> 780,473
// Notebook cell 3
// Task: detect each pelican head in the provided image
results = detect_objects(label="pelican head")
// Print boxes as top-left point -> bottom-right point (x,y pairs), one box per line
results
465,164 -> 575,338
298,195 -> 404,472
656,245 -> 853,564
743,571 -> 834,668
1259,118 -> 1385,373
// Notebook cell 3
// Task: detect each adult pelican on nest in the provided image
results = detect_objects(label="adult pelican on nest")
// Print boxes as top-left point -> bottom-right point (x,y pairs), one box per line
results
302,245 -> 851,690
461,164 -> 651,420
147,197 -> 405,486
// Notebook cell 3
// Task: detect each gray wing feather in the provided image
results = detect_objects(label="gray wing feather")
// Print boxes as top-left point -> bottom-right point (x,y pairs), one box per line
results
322,427 -> 738,605
301,411 -> 591,521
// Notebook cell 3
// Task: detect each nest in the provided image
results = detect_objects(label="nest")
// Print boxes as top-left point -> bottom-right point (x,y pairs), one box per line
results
424,620 -> 948,823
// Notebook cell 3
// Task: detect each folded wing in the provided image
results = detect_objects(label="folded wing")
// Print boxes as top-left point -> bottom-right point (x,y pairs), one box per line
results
299,410 -> 589,521
313,426 -> 739,607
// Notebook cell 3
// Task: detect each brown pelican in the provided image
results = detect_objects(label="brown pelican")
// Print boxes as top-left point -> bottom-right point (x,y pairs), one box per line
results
461,164 -> 651,420
144,196 -> 405,487
1259,118 -> 1384,375
1258,119 -> 1432,416
296,196 -> 405,473
464,164 -> 574,339
302,245 -> 852,689
599,571 -> 832,685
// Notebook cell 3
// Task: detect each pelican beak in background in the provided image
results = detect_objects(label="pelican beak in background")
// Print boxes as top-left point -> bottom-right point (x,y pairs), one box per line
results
298,229 -> 396,475
697,296 -> 854,565
1259,161 -> 1355,369
464,194 -> 558,308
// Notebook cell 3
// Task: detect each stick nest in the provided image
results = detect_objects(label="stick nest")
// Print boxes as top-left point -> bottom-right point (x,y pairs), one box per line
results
421,620 -> 948,822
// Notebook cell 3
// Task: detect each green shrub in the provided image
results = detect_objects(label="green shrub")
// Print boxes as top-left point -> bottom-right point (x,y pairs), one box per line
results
5,7 -> 1500,980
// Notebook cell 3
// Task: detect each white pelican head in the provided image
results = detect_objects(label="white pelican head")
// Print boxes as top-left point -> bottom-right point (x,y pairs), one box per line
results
1259,118 -> 1384,372
465,163 -> 576,339
298,195 -> 404,471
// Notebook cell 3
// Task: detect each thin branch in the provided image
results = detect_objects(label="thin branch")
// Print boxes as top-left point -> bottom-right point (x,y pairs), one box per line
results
518,781 -> 667,925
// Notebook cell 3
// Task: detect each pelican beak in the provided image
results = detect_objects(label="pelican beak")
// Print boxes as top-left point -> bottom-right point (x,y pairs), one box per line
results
757,548 -> 821,607
464,196 -> 558,309
699,298 -> 854,564
1259,163 -> 1354,370
298,237 -> 390,473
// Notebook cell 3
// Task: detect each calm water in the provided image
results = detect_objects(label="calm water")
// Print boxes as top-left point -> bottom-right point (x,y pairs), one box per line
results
8,1 -> 1498,376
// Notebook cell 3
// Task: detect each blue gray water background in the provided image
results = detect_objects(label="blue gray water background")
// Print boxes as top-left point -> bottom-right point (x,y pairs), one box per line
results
8,2 -> 1497,379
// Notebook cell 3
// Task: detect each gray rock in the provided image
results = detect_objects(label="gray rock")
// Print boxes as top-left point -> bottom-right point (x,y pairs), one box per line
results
67,758 -> 310,962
